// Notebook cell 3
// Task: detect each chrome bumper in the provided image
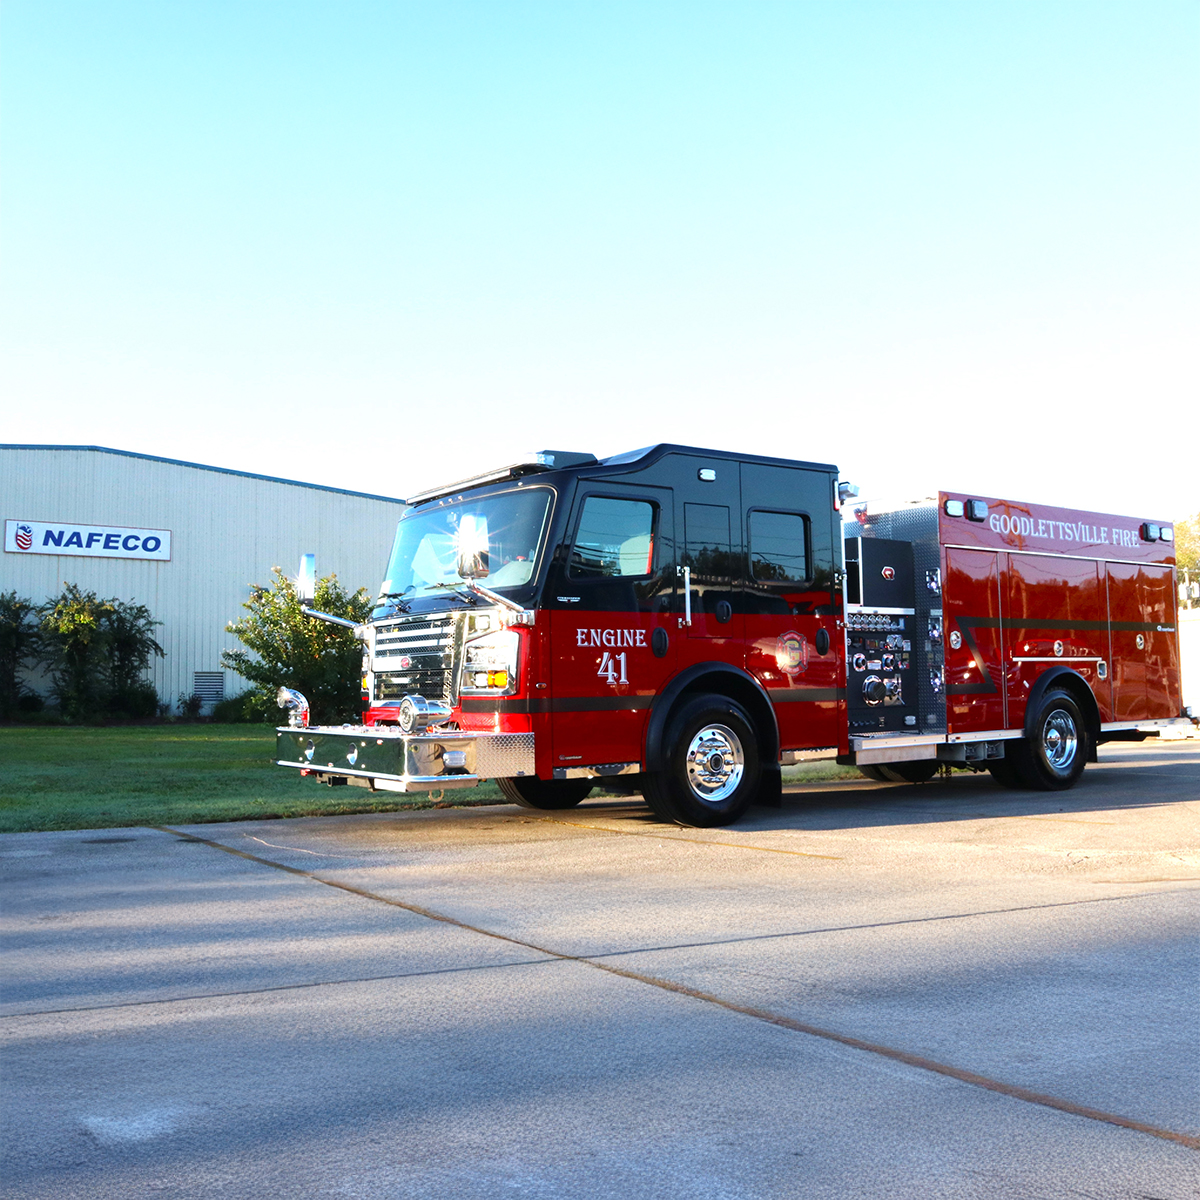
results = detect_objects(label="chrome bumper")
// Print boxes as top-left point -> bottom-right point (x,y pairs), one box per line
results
275,727 -> 535,793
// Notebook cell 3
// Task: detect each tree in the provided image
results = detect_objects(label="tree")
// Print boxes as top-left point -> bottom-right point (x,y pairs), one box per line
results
1175,512 -> 1199,572
222,568 -> 371,724
0,592 -> 41,719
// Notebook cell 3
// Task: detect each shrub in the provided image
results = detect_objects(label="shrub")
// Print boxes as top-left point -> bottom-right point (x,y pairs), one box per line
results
106,599 -> 165,698
0,592 -> 41,719
222,567 -> 370,725
38,585 -> 114,718
36,584 -> 164,720
177,692 -> 205,720
110,681 -> 160,719
211,689 -> 274,723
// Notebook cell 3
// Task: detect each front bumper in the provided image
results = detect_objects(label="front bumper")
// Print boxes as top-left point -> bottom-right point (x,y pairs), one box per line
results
275,726 -> 535,793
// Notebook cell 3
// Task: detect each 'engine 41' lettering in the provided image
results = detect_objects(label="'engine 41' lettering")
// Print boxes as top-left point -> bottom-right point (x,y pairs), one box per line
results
576,628 -> 647,648
597,651 -> 628,686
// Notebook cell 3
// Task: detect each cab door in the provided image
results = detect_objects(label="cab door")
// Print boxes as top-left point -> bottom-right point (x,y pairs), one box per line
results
546,486 -> 677,770
741,463 -> 842,752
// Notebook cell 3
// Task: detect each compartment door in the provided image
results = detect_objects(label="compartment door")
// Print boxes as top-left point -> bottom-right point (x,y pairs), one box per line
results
1106,562 -> 1180,720
1004,555 -> 1108,725
944,547 -> 1006,732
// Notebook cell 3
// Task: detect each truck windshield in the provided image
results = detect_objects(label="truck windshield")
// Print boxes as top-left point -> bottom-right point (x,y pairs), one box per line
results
374,488 -> 553,617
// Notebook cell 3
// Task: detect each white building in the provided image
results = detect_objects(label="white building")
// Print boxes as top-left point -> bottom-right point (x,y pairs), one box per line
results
1,445 -> 406,709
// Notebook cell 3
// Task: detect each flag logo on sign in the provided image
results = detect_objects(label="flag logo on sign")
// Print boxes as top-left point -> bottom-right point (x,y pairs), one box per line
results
15,525 -> 33,550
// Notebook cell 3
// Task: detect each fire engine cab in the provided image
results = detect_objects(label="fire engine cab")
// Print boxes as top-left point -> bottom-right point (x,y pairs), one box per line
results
275,444 -> 1188,827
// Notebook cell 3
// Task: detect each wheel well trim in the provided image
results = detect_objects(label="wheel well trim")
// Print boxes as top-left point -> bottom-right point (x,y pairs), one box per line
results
644,663 -> 781,773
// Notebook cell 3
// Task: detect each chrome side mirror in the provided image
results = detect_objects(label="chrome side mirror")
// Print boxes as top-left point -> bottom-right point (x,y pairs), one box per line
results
297,553 -> 316,604
456,515 -> 490,580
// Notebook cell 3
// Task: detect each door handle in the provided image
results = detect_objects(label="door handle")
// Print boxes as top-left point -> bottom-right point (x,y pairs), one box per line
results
677,565 -> 692,627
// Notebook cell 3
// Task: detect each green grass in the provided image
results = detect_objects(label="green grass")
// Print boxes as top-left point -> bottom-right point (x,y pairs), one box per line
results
0,726 -> 866,834
0,725 -> 508,833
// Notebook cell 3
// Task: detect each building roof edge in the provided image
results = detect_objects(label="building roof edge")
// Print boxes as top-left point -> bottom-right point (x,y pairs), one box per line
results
0,445 -> 406,504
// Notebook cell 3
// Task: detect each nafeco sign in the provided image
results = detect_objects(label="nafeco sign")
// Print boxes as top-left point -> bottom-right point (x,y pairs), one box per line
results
4,520 -> 172,561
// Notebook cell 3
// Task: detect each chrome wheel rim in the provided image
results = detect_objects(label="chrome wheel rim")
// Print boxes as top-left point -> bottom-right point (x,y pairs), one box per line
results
1042,709 -> 1078,771
684,723 -> 744,803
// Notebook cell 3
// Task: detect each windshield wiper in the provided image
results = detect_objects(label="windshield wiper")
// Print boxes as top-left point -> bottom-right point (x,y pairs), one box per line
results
423,582 -> 478,605
375,590 -> 412,613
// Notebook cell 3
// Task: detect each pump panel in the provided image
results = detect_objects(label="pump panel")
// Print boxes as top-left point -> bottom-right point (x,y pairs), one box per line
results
844,538 -> 917,733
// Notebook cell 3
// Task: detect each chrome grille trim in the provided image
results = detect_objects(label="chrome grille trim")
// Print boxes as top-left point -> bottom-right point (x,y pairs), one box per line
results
368,611 -> 466,706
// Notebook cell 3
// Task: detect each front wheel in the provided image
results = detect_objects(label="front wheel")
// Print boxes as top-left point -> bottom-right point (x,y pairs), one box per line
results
1009,690 -> 1089,791
643,695 -> 761,827
496,776 -> 594,810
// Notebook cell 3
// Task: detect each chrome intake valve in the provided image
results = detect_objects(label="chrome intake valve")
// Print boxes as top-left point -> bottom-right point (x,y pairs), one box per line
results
397,694 -> 454,734
276,687 -> 310,728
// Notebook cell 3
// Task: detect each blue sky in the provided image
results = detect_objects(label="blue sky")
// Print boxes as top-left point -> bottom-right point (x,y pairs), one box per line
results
2,1 -> 1197,518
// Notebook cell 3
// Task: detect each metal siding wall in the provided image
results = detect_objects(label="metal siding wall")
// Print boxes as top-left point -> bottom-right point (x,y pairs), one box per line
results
1,448 -> 405,708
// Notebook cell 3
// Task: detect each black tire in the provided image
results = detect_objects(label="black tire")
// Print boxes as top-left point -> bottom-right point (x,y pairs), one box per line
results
987,756 -> 1024,789
1008,689 -> 1090,791
877,760 -> 939,784
496,776 -> 594,810
642,694 -> 762,827
857,765 -> 891,782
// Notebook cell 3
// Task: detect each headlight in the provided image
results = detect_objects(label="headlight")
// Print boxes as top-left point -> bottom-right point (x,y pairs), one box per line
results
462,629 -> 519,693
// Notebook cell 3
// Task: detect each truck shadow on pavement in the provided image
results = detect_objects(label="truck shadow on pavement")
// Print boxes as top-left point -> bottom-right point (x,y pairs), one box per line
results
570,743 -> 1200,835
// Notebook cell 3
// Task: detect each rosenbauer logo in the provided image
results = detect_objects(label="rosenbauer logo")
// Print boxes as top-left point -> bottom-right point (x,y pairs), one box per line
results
14,525 -> 32,551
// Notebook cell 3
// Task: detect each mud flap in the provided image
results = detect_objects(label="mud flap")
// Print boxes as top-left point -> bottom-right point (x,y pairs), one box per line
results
753,765 -> 782,808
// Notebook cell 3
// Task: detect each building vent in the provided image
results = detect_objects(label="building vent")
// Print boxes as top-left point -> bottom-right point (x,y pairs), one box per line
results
193,672 -> 225,703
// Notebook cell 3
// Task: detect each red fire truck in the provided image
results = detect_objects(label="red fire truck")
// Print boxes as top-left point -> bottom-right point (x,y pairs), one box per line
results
275,445 -> 1189,827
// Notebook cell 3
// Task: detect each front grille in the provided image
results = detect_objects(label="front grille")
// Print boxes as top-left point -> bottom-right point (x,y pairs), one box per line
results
376,669 -> 453,704
371,612 -> 462,706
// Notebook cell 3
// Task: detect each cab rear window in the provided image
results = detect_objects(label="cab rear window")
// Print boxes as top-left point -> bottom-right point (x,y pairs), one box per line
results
749,510 -> 809,583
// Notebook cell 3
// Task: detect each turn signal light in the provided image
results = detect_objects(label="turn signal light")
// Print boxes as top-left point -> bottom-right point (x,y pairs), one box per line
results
472,670 -> 509,689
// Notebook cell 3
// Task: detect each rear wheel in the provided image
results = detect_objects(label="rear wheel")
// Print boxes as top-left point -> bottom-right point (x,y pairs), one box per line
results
857,765 -> 891,782
643,695 -> 761,827
858,761 -> 938,783
1009,690 -> 1089,791
496,776 -> 594,810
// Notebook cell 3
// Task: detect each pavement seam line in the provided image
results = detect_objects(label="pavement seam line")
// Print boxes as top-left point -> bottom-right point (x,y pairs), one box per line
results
586,891 -> 1184,960
0,957 -> 556,1019
152,825 -> 1200,1152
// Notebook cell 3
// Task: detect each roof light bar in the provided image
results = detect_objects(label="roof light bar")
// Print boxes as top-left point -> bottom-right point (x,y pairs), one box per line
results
406,450 -> 596,506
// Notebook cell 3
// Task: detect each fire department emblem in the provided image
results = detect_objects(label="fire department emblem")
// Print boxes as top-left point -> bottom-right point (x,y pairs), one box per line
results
881,566 -> 895,580
776,631 -> 808,677
15,525 -> 33,551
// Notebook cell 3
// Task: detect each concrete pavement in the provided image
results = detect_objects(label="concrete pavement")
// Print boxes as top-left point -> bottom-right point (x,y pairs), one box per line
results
2,741 -> 1198,1198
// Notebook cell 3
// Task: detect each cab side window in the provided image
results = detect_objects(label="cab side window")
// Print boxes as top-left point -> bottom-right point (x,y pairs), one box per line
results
570,497 -> 655,579
749,510 -> 809,583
